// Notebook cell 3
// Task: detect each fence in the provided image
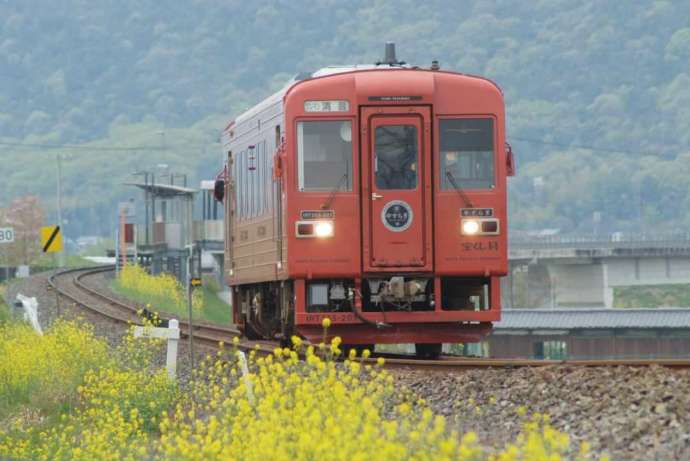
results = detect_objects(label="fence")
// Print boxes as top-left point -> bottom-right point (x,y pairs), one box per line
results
509,232 -> 690,251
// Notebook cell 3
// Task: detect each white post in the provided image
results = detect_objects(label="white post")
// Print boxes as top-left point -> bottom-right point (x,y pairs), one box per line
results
166,319 -> 179,379
133,320 -> 180,380
236,351 -> 254,405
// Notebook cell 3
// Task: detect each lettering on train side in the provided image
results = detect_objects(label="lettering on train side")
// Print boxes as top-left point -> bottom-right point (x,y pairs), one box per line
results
462,241 -> 499,251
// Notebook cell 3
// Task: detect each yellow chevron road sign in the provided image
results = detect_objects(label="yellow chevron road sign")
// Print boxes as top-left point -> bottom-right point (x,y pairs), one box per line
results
41,225 -> 63,253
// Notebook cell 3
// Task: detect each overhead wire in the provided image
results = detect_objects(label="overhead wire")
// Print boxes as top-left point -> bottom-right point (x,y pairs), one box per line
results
0,133 -> 680,156
0,140 -> 220,152
510,136 -> 685,157
0,141 -> 165,151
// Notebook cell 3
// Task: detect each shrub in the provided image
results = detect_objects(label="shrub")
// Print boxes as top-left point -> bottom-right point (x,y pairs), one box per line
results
0,320 -> 109,417
0,320 -> 605,461
115,264 -> 204,317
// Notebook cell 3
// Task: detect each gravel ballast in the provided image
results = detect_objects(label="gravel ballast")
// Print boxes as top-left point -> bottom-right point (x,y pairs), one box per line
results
395,366 -> 690,460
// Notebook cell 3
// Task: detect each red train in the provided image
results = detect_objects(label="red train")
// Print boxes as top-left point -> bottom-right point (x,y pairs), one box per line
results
217,44 -> 514,358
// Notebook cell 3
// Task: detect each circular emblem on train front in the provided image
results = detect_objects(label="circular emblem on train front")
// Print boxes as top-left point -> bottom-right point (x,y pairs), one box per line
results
381,200 -> 413,232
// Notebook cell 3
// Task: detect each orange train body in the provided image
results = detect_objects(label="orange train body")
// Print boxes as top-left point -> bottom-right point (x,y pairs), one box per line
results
220,58 -> 513,350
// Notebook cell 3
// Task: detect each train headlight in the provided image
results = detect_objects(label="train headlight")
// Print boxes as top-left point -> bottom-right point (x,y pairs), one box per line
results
314,221 -> 334,238
461,219 -> 480,235
461,218 -> 500,235
296,220 -> 334,238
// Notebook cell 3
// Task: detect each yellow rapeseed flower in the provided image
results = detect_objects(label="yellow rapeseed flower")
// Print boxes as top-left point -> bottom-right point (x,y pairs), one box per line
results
0,316 -> 592,461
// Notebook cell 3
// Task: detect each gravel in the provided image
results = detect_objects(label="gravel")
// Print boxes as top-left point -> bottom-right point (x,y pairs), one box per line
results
6,270 -> 58,324
394,366 -> 690,460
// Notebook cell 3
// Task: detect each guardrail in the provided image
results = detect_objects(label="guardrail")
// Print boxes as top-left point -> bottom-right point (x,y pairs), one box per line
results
509,233 -> 690,251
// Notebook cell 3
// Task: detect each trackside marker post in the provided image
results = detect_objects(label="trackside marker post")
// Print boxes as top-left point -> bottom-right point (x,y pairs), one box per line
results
133,319 -> 180,379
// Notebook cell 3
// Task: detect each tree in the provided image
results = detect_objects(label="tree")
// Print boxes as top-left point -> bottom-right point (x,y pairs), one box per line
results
1,196 -> 45,265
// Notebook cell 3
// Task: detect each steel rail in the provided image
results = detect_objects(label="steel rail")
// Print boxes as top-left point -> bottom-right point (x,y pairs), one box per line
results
73,266 -> 240,336
49,267 -> 690,369
48,266 -> 243,348
376,356 -> 690,369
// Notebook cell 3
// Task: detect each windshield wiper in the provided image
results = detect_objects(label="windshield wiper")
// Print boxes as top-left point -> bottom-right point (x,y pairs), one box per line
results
321,173 -> 348,210
445,171 -> 474,208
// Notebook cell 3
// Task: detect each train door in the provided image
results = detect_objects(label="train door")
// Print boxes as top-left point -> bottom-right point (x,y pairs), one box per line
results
361,106 -> 433,272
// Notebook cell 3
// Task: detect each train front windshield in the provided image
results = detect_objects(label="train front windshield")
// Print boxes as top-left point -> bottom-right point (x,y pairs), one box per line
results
297,120 -> 353,191
439,118 -> 495,190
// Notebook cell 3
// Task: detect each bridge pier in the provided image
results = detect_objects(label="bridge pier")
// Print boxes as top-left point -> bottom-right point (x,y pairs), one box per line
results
503,260 -> 612,308
506,246 -> 690,309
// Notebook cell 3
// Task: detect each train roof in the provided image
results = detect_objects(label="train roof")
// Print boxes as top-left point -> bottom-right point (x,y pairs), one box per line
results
226,64 -> 499,131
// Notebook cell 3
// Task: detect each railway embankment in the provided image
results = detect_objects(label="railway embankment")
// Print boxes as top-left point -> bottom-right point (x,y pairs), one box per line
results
3,268 -> 689,459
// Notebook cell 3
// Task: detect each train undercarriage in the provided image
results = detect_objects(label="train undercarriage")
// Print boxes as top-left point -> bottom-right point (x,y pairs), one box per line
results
233,274 -> 495,359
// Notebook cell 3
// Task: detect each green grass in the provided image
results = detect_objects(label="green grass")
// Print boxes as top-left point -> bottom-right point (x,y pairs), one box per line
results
111,281 -> 232,325
0,284 -> 10,323
198,286 -> 232,324
614,284 -> 690,308
32,254 -> 100,269
80,239 -> 115,257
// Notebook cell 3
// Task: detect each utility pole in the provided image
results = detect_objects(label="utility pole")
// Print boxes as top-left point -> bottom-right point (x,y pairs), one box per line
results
56,154 -> 65,267
119,207 -> 127,269
142,171 -> 149,245
186,243 -> 196,375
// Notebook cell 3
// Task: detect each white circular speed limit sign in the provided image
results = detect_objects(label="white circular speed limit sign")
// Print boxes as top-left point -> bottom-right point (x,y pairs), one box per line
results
0,227 -> 15,244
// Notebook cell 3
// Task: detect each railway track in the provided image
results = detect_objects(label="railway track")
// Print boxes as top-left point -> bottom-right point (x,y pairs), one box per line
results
48,265 -> 257,350
49,266 -> 690,370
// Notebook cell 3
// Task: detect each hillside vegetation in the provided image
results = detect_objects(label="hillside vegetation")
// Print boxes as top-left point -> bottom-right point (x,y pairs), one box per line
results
1,0 -> 689,235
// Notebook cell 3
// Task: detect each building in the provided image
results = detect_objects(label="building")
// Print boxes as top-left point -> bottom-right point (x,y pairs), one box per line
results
486,308 -> 690,359
125,180 -> 224,287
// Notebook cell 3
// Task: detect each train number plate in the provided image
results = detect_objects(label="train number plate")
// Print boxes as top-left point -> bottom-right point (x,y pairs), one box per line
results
461,208 -> 493,217
304,313 -> 355,323
300,210 -> 335,220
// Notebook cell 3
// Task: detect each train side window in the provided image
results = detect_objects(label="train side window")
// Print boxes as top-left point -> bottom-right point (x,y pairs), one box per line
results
231,153 -> 237,219
258,141 -> 266,215
297,121 -> 353,191
256,145 -> 261,217
236,151 -> 242,220
264,140 -> 271,213
440,118 -> 495,190
235,152 -> 242,220
250,147 -> 256,218
240,151 -> 247,220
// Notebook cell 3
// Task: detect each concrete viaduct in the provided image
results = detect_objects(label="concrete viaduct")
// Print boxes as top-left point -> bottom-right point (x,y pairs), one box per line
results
503,234 -> 690,308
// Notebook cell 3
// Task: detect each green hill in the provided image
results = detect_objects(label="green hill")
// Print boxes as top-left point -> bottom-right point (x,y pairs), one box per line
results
1,0 -> 689,235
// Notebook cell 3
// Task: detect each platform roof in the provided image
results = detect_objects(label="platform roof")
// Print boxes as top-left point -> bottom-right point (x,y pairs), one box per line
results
125,182 -> 196,197
494,308 -> 690,330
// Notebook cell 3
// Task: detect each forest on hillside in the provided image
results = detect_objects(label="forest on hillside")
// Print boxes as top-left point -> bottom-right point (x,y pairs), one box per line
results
1,0 -> 689,236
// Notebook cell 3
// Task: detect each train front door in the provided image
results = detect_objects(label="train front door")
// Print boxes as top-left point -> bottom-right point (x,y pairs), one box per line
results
361,106 -> 433,272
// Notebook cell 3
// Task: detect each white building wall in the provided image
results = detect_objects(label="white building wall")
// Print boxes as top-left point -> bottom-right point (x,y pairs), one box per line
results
606,257 -> 690,287
548,263 -> 607,307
